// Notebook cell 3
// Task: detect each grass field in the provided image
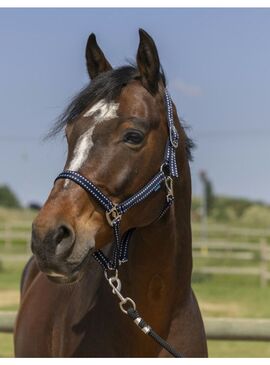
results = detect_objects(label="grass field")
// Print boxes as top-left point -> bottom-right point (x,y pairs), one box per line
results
0,207 -> 270,357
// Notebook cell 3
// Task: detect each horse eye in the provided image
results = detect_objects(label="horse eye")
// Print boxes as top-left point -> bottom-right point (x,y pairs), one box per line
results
123,130 -> 144,145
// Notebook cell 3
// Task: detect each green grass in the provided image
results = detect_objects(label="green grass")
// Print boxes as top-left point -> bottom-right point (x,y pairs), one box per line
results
1,336 -> 270,358
1,335 -> 270,358
192,274 -> 270,318
0,207 -> 36,223
208,340 -> 270,357
0,261 -> 26,291
0,304 -> 19,311
0,333 -> 14,358
0,244 -> 29,255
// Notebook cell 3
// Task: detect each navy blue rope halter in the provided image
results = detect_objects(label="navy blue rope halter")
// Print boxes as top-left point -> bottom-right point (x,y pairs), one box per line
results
55,88 -> 179,271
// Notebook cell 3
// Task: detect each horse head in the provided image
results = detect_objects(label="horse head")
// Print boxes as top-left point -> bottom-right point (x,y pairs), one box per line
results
31,29 -> 188,283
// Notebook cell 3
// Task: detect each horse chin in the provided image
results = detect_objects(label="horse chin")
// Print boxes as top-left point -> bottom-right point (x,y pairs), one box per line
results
43,249 -> 93,284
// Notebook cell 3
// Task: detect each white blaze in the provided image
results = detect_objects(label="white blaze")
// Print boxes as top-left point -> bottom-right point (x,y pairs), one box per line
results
66,99 -> 119,173
83,99 -> 119,121
67,125 -> 95,172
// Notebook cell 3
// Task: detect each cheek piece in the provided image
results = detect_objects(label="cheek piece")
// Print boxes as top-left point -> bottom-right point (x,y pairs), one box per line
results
54,89 -> 183,358
55,89 -> 179,271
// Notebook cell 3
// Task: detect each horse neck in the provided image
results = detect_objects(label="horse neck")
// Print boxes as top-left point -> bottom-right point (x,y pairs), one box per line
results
123,147 -> 193,301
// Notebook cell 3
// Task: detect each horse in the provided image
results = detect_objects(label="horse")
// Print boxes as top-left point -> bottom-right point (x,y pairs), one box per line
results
14,29 -> 208,357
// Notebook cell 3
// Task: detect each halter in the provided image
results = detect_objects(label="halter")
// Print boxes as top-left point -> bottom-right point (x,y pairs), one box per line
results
55,88 -> 179,272
54,88 -> 182,358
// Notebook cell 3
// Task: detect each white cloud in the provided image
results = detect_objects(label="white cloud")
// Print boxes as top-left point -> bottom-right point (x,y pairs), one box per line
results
171,79 -> 202,97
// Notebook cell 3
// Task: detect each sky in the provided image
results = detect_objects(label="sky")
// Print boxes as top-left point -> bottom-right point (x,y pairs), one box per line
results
0,8 -> 270,206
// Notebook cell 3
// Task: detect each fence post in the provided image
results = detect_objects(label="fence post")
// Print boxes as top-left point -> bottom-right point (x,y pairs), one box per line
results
260,238 -> 268,288
4,222 -> 12,252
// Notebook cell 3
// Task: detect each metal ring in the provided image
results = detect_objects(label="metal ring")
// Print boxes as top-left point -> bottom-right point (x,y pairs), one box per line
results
104,268 -> 118,281
106,205 -> 122,227
165,176 -> 174,195
169,125 -> 179,148
171,139 -> 179,149
108,276 -> 122,293
160,163 -> 170,176
119,297 -> 136,314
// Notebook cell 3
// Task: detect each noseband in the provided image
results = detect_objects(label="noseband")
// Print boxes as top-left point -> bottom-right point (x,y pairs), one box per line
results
54,89 -> 182,357
55,89 -> 179,271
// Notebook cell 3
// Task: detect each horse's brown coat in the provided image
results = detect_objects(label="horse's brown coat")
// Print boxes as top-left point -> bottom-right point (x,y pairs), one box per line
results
14,29 -> 208,357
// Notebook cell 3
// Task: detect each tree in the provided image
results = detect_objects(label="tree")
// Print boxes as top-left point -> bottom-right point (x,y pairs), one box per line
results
0,185 -> 21,208
241,205 -> 270,228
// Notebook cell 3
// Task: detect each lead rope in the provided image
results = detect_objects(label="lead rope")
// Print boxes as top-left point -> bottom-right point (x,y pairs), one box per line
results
105,269 -> 183,358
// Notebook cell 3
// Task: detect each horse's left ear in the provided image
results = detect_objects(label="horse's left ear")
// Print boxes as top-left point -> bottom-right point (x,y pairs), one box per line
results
136,29 -> 161,94
85,33 -> 112,80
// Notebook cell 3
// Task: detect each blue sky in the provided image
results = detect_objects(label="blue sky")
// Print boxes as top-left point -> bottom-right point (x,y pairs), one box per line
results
0,8 -> 270,205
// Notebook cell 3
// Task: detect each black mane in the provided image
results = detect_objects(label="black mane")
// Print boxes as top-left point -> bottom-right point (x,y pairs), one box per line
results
47,66 -> 139,138
47,65 -> 193,160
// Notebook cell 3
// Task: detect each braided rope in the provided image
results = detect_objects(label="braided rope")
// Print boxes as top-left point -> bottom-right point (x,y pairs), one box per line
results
127,308 -> 183,357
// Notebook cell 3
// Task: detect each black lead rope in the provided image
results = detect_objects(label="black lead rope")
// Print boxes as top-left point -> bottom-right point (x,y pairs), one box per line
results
105,269 -> 183,358
127,308 -> 183,358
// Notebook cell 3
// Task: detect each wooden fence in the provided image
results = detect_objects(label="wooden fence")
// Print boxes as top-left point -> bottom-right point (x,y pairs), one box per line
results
2,311 -> 270,342
206,317 -> 270,341
193,239 -> 270,287
1,221 -> 270,286
0,221 -> 269,251
192,223 -> 270,240
0,221 -> 32,253
0,312 -> 15,333
1,223 -> 270,346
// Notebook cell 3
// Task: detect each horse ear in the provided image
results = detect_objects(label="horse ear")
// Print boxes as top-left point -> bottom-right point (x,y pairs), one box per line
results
136,29 -> 161,94
85,33 -> 112,80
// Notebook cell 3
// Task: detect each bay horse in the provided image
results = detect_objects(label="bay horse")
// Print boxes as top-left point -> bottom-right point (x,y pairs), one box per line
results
14,29 -> 207,357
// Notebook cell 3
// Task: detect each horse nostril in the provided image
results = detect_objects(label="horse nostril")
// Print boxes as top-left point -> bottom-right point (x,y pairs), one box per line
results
54,224 -> 75,257
55,226 -> 71,244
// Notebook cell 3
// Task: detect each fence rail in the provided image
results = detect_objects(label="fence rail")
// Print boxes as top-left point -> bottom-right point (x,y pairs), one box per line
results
0,222 -> 32,253
193,240 -> 268,251
1,312 -> 270,342
1,224 -> 270,285
0,312 -> 16,333
193,238 -> 270,286
192,223 -> 270,238
205,317 -> 270,341
1,222 -> 270,242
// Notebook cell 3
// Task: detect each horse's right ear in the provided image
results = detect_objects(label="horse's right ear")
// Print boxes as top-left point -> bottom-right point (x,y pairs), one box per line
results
85,33 -> 112,80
